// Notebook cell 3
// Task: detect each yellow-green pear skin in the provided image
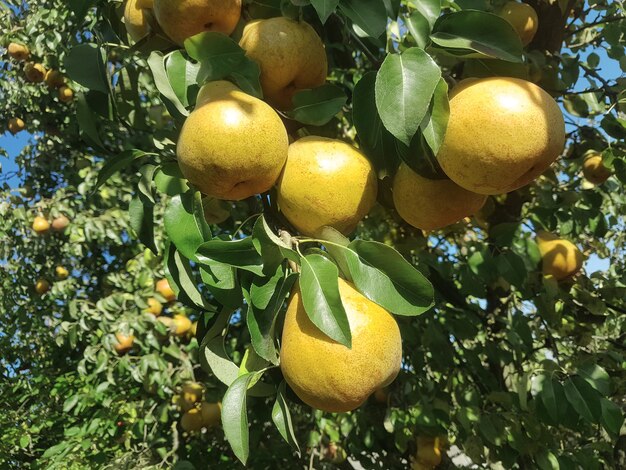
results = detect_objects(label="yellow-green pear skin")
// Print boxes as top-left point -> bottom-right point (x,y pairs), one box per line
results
392,163 -> 487,231
239,17 -> 327,110
536,231 -> 583,280
276,137 -> 378,237
499,1 -> 539,46
583,152 -> 611,185
280,279 -> 402,413
8,43 -> 30,61
177,81 -> 288,201
124,0 -> 150,42
437,77 -> 565,195
153,0 -> 242,45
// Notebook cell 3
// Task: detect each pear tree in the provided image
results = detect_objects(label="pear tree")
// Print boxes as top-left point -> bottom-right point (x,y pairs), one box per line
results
1,1 -> 625,469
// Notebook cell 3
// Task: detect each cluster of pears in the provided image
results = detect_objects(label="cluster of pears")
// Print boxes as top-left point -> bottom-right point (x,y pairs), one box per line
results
5,41 -> 73,109
393,1 -> 562,232
113,278 -> 194,355
130,1 -> 400,413
30,215 -> 71,295
177,382 -> 221,432
394,76 -> 566,231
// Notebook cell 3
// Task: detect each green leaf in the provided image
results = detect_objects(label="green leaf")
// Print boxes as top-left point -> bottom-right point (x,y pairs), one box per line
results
353,72 -> 382,151
64,44 -> 109,93
563,376 -> 602,423
536,374 -> 559,422
406,11 -> 431,48
601,113 -> 626,139
68,0 -> 96,20
290,85 -> 347,126
164,191 -> 211,261
349,240 -> 434,313
245,269 -> 298,364
96,150 -> 149,191
76,93 -> 105,150
129,195 -> 157,254
326,242 -> 432,316
252,215 -> 300,264
138,164 -> 157,204
222,371 -> 264,465
339,0 -> 388,38
184,32 -> 254,86
165,50 -> 201,108
272,381 -> 301,454
375,48 -> 441,146
197,237 -> 264,275
229,58 -> 263,98
420,78 -> 450,155
201,334 -> 239,386
431,11 -> 524,62
413,0 -> 441,28
353,72 -> 400,175
535,450 -> 560,470
63,395 -> 79,413
311,0 -> 340,23
299,254 -> 351,347
164,243 -> 210,310
600,398 -> 624,435
200,261 -> 242,309
577,363 -> 610,396
154,162 -> 190,196
147,51 -> 189,119
19,435 -> 30,448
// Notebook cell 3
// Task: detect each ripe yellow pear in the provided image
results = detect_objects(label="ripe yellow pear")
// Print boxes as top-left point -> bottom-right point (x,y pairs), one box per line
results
582,151 -> 611,185
280,279 -> 402,413
180,382 -> 204,411
172,314 -> 192,336
180,408 -> 204,431
200,401 -> 221,427
55,266 -> 69,280
35,279 -> 50,295
58,86 -> 74,103
8,42 -> 30,61
177,81 -> 288,200
536,231 -> 583,280
498,1 -> 539,46
45,70 -> 65,88
24,62 -> 46,82
124,0 -> 151,42
413,436 -> 445,469
145,297 -> 163,316
8,117 -> 25,135
276,137 -> 378,237
392,163 -> 486,231
373,388 -> 389,404
239,17 -> 327,109
437,77 -> 565,195
202,197 -> 231,224
51,215 -> 70,232
153,0 -> 242,45
32,216 -> 50,234
156,278 -> 176,302
114,333 -> 135,355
